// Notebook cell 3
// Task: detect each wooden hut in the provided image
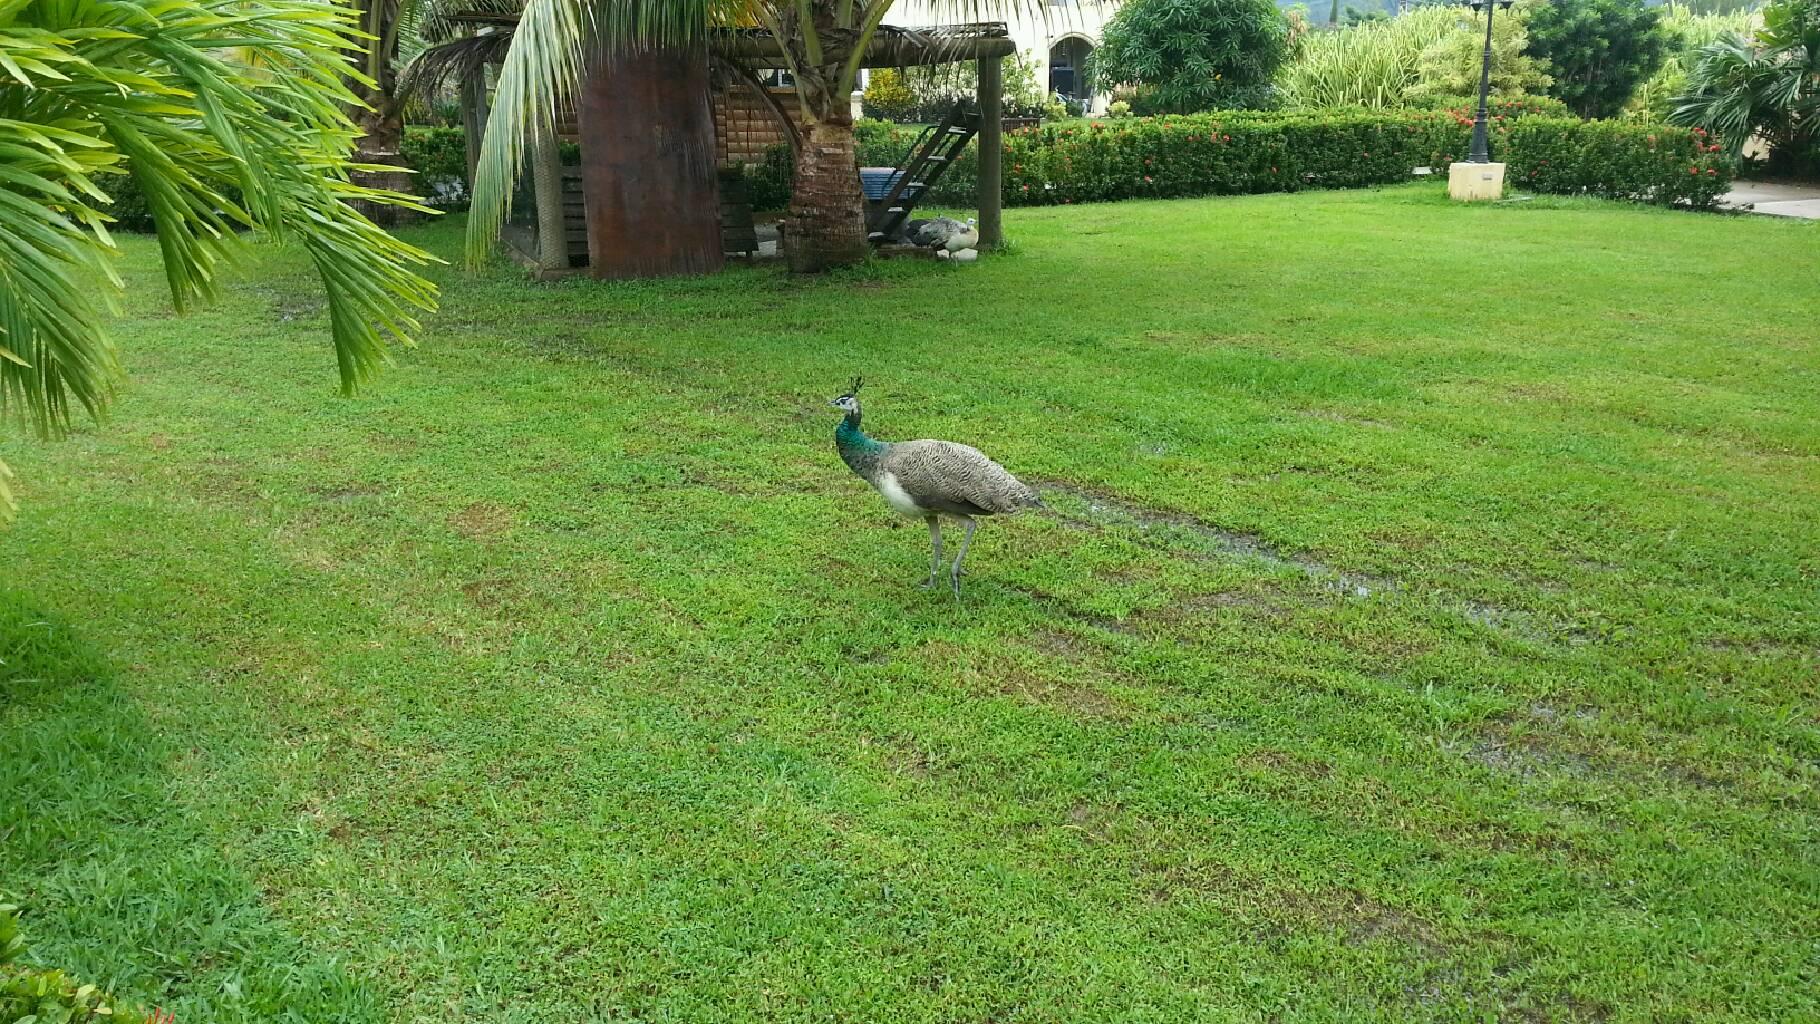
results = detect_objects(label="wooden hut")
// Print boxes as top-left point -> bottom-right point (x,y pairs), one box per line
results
449,13 -> 1015,280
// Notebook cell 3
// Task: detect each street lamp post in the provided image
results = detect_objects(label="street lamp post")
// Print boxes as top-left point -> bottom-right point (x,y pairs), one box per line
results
1465,0 -> 1514,165
1449,0 -> 1513,200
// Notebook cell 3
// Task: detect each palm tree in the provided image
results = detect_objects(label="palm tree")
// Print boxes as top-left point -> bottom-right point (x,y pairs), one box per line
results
0,0 -> 439,521
467,0 -> 1018,273
343,0 -> 507,220
1671,0 -> 1818,159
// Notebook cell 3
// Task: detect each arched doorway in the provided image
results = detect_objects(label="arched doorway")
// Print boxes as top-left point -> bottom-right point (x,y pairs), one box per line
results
1047,36 -> 1094,104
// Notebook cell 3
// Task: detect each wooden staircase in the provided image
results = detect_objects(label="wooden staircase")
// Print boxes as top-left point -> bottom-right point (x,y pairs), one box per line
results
866,103 -> 982,245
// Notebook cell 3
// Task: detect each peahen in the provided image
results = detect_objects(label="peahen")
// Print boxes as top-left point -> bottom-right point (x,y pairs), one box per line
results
830,377 -> 1042,596
904,217 -> 980,256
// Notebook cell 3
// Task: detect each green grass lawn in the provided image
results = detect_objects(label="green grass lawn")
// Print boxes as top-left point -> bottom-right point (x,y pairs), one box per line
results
3,186 -> 1816,1023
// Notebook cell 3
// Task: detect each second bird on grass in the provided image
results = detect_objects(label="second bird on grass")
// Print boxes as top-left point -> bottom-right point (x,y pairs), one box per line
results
830,377 -> 1042,597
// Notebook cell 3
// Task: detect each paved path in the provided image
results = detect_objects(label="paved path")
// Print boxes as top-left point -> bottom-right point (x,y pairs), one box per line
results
1720,181 -> 1820,219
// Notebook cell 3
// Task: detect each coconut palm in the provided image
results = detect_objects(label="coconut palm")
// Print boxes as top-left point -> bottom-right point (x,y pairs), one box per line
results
466,0 -> 1024,273
0,0 -> 439,521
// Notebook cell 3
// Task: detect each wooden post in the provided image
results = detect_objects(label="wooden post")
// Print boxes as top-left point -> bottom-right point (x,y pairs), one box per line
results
529,118 -> 567,276
976,55 -> 1004,250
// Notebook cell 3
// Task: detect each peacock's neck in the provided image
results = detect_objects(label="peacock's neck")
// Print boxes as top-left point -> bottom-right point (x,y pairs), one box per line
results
836,413 -> 886,479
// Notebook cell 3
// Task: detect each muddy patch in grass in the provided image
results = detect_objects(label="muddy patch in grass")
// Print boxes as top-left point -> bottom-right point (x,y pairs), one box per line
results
1037,481 -> 1392,599
1450,733 -> 1593,781
1300,408 -> 1394,430
449,501 -> 518,540
1007,677 -> 1128,719
1037,480 -> 1597,648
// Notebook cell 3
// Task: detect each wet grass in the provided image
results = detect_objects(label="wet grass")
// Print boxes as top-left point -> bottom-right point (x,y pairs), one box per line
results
2,185 -> 1817,1022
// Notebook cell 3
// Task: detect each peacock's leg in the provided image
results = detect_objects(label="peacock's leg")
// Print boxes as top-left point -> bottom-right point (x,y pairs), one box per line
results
921,515 -> 943,589
949,517 -> 977,598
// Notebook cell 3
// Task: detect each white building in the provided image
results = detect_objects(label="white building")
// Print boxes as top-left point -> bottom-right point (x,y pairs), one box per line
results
883,1 -> 1121,114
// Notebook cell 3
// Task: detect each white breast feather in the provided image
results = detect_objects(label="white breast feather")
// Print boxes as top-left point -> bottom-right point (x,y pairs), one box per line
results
873,472 -> 925,516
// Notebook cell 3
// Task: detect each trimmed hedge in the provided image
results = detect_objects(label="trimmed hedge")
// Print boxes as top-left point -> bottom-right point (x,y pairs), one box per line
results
836,108 -> 1731,209
1504,119 -> 1733,206
1000,111 -> 1467,204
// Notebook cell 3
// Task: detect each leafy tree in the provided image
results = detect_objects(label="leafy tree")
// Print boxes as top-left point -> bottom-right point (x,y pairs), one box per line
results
1672,0 -> 1820,164
0,0 -> 438,521
1092,0 -> 1291,113
1528,0 -> 1673,118
1408,0 -> 1554,100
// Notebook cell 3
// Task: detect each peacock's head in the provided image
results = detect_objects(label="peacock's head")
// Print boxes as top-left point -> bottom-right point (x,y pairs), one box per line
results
830,376 -> 863,416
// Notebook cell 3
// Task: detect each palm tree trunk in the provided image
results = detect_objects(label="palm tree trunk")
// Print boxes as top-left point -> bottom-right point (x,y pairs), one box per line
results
786,118 -> 867,272
350,100 -> 416,226
578,41 -> 724,279
346,0 -> 414,225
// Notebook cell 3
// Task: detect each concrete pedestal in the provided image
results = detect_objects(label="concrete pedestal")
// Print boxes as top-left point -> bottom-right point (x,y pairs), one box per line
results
1448,161 -> 1506,202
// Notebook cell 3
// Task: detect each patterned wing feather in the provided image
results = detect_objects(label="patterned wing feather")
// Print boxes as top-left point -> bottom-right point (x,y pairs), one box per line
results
884,440 -> 1041,516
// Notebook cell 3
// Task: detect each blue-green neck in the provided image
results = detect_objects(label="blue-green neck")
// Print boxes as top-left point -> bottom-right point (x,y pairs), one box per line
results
836,413 -> 883,452
836,412 -> 886,477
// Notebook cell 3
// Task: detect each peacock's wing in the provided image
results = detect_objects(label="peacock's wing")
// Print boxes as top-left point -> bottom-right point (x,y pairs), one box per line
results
883,440 -> 1039,516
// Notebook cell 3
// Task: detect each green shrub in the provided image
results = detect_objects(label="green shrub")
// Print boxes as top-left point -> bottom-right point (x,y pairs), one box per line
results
1408,0 -> 1554,100
1277,8 -> 1458,110
861,68 -> 916,122
1407,93 -> 1576,119
1094,0 -> 1291,113
1,905 -> 162,1024
400,125 -> 468,207
1504,118 -> 1733,205
745,143 -> 795,211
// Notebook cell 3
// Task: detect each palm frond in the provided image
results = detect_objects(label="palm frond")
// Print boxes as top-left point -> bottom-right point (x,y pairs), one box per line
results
1,0 -> 440,491
400,30 -> 515,102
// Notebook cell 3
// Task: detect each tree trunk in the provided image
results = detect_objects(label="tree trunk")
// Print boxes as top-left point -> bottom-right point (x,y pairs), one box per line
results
350,103 -> 417,226
345,0 -> 416,226
577,41 -> 724,279
786,119 -> 867,273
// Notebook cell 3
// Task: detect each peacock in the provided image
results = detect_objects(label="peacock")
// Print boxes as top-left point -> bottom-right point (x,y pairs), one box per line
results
904,217 -> 980,257
830,377 -> 1042,596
